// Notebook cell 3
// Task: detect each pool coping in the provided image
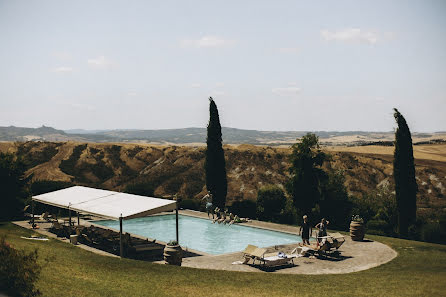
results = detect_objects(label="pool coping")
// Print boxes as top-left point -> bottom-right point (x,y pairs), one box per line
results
90,210 -> 305,257
88,217 -> 212,257
13,211 -> 398,275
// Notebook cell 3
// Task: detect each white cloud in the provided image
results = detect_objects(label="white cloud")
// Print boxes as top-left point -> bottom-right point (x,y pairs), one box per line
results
52,67 -> 73,73
190,83 -> 201,88
321,28 -> 380,44
181,36 -> 235,48
278,47 -> 300,54
87,56 -> 114,68
272,87 -> 301,96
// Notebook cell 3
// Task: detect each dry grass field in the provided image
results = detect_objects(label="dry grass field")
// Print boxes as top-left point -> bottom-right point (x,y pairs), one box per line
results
326,144 -> 446,163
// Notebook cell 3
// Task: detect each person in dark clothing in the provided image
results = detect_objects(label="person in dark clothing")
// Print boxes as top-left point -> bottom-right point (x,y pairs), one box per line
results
299,215 -> 311,245
315,218 -> 330,243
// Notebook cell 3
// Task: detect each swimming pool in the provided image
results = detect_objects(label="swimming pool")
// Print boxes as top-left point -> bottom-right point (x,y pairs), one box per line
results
94,214 -> 301,255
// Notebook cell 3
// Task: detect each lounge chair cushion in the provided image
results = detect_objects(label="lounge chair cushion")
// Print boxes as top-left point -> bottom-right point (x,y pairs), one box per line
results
251,247 -> 267,259
243,244 -> 258,255
261,254 -> 297,267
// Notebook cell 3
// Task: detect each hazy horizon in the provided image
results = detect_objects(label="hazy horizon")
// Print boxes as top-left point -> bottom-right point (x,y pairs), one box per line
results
1,1 -> 445,132
3,124 -> 446,134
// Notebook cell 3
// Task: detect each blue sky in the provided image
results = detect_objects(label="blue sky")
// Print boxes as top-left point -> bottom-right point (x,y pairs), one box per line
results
0,0 -> 445,132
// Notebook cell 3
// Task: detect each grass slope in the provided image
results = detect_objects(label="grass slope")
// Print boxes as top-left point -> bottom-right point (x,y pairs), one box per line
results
1,223 -> 446,297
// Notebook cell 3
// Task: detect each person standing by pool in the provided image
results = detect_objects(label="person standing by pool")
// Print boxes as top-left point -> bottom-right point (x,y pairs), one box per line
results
299,215 -> 311,245
202,192 -> 214,219
315,218 -> 329,243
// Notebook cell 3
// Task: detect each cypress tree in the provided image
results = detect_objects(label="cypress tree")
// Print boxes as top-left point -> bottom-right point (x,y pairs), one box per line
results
205,97 -> 227,209
393,108 -> 417,237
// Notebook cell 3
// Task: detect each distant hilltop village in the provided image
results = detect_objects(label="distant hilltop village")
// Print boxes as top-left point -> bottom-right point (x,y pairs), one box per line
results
1,125 -> 445,146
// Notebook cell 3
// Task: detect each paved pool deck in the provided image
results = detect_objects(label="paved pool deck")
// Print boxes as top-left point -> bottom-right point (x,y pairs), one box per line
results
175,210 -> 397,274
14,210 -> 397,274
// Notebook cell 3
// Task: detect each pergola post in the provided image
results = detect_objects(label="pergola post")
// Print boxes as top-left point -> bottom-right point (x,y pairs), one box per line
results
175,201 -> 179,244
77,212 -> 80,226
119,214 -> 123,258
68,202 -> 72,235
31,199 -> 34,226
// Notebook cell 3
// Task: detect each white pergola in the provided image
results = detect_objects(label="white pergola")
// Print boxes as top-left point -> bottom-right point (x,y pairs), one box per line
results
32,186 -> 178,257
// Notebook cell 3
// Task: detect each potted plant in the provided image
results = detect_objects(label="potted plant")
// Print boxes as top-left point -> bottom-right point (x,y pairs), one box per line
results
350,215 -> 365,241
163,240 -> 183,266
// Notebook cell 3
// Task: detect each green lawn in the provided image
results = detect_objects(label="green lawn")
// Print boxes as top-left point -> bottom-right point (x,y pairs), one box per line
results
1,222 -> 446,297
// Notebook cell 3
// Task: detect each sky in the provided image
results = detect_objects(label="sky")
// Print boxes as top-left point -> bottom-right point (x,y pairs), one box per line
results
0,0 -> 445,132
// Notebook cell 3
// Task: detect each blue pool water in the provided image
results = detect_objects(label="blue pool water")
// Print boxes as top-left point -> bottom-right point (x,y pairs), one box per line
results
94,214 -> 301,255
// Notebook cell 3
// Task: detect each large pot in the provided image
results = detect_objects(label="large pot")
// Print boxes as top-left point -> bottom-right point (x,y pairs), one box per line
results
164,244 -> 183,266
350,221 -> 365,241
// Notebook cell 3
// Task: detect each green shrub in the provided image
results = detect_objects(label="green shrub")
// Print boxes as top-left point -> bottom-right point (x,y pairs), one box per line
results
183,180 -> 204,198
31,180 -> 73,196
278,198 -> 298,225
350,184 -> 398,236
163,178 -> 183,194
367,219 -> 389,236
256,185 -> 286,222
124,182 -> 155,197
420,215 -> 446,244
0,153 -> 29,221
0,236 -> 41,297
179,199 -> 201,211
319,169 -> 352,230
229,200 -> 256,219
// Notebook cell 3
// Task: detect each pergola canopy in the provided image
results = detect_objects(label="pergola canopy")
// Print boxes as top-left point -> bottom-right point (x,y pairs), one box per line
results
32,186 -> 177,220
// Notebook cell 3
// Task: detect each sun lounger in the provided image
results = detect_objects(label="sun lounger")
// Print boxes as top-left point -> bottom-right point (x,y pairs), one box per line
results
328,233 -> 345,250
291,246 -> 312,256
250,247 -> 297,267
242,244 -> 259,263
133,244 -> 163,252
303,236 -> 340,256
260,254 -> 298,267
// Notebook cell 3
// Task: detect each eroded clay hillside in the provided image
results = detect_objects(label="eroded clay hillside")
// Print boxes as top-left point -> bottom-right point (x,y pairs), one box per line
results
1,141 -> 445,212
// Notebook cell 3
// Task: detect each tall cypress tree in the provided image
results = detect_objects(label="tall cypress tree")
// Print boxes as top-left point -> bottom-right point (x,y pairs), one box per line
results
393,108 -> 417,237
205,97 -> 227,209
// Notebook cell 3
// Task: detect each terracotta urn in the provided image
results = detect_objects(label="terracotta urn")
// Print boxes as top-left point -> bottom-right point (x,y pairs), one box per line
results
350,221 -> 365,241
164,244 -> 183,266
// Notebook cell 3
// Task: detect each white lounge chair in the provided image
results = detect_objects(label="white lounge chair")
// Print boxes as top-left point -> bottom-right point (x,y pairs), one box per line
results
250,247 -> 298,267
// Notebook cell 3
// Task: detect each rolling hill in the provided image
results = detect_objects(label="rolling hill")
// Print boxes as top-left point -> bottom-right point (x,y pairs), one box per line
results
1,141 -> 444,220
1,125 -> 445,145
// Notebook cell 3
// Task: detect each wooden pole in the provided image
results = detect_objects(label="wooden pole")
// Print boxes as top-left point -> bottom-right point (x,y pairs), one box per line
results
77,212 -> 80,226
31,200 -> 34,226
175,202 -> 179,244
68,203 -> 72,235
119,215 -> 123,258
